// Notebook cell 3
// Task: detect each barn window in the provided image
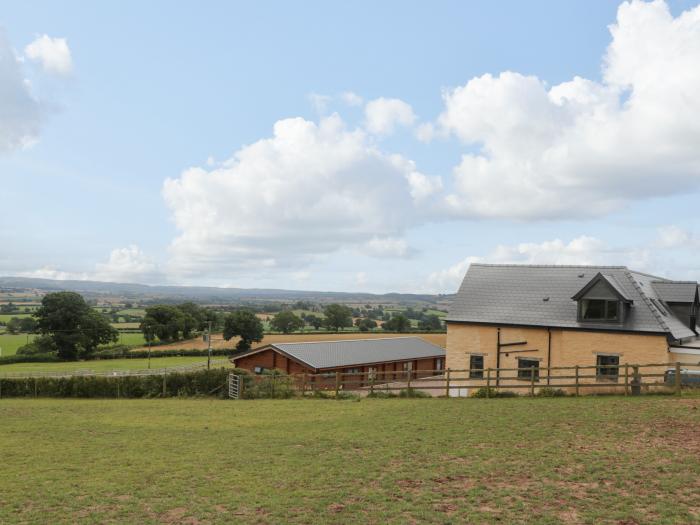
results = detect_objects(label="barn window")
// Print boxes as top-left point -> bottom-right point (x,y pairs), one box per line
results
435,358 -> 444,372
517,358 -> 539,381
469,355 -> 484,378
596,355 -> 619,380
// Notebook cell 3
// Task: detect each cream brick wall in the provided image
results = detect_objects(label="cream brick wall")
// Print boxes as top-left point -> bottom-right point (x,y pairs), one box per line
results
446,322 -> 671,392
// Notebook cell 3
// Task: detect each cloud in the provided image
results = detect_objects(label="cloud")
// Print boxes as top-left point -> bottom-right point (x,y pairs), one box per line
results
24,34 -> 73,75
364,97 -> 416,135
162,114 -> 432,279
93,245 -> 161,283
18,267 -> 89,281
341,91 -> 363,107
308,92 -> 332,114
361,237 -> 412,258
655,225 -> 696,249
0,30 -> 42,153
437,0 -> 700,219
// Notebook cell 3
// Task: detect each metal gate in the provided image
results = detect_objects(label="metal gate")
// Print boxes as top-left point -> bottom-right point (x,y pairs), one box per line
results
228,373 -> 242,399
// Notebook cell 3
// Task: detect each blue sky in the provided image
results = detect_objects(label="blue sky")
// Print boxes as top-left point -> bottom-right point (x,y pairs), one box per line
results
1,0 -> 699,293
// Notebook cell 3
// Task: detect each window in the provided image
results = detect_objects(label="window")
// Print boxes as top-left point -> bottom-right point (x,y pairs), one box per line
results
596,355 -> 619,380
517,358 -> 539,381
580,299 -> 619,321
469,355 -> 484,379
402,361 -> 413,371
435,358 -> 444,372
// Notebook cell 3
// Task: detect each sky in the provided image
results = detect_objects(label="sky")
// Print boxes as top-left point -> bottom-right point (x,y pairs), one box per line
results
1,0 -> 699,294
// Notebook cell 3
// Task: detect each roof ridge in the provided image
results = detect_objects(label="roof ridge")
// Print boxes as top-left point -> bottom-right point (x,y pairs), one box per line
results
651,280 -> 699,285
624,269 -> 671,335
272,336 -> 421,346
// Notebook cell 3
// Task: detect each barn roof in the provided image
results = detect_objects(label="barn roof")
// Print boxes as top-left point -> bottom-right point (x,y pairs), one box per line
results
236,337 -> 445,370
447,264 -> 698,341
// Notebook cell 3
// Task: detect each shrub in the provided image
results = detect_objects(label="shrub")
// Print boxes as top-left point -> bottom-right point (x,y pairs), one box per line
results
398,388 -> 431,398
536,387 -> 567,397
240,369 -> 296,399
16,335 -> 57,356
366,391 -> 398,399
0,353 -> 61,365
471,387 -> 519,398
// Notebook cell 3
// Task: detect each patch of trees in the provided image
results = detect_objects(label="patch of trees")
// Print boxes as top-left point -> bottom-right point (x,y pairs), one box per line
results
5,316 -> 38,334
140,302 -> 219,342
270,310 -> 304,334
302,313 -> 324,330
382,314 -> 411,332
355,318 -> 377,332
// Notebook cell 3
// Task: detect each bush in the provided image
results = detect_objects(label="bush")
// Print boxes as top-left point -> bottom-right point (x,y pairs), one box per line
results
398,388 -> 431,398
0,368 -> 230,399
471,387 -> 519,398
0,353 -> 61,365
366,391 -> 398,398
536,387 -> 567,397
16,335 -> 57,356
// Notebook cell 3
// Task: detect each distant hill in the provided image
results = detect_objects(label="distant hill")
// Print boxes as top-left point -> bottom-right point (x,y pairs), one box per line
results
0,276 -> 453,306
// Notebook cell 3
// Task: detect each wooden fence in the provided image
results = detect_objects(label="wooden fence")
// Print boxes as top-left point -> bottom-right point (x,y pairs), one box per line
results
248,361 -> 700,397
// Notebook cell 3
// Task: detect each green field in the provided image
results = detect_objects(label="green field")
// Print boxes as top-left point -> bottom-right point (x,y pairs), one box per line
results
0,333 -> 36,356
0,356 -> 226,374
116,308 -> 146,316
0,313 -> 32,323
114,332 -> 146,346
0,396 -> 698,524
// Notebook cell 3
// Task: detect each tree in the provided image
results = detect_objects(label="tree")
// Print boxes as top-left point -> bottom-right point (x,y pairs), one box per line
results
19,316 -> 38,333
140,305 -> 186,342
382,314 -> 411,333
176,302 -> 207,338
305,314 -> 324,330
270,310 -> 304,334
355,318 -> 377,332
223,310 -> 264,351
35,291 -> 118,360
6,317 -> 22,334
323,304 -> 353,331
418,314 -> 443,331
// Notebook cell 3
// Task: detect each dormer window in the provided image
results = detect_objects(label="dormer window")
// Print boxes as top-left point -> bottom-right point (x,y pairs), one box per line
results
572,273 -> 633,324
579,299 -> 619,321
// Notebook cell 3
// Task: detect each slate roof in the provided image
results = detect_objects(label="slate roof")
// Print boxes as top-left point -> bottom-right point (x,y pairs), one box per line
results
248,337 -> 445,370
447,264 -> 698,341
651,281 -> 699,303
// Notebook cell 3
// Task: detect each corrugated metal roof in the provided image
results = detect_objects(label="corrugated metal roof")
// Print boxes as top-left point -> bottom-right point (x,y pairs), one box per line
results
651,281 -> 699,303
447,264 -> 697,341
270,337 -> 445,370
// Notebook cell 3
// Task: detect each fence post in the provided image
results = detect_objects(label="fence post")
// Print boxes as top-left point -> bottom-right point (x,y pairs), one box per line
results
445,369 -> 451,398
335,371 -> 340,397
574,366 -> 579,397
370,371 -> 375,395
117,377 -> 120,399
486,368 -> 491,398
624,364 -> 629,396
162,370 -> 167,397
407,369 -> 412,390
530,367 -> 535,397
34,378 -> 38,398
301,373 -> 307,397
675,362 -> 681,396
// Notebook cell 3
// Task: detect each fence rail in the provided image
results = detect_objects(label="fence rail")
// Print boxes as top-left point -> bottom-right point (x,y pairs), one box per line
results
266,361 -> 700,397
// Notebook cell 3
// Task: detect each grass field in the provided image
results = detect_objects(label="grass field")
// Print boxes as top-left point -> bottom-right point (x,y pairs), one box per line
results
0,356 -> 227,374
0,333 -> 36,357
139,332 -> 447,352
0,396 -> 698,524
0,313 -> 32,323
114,332 -> 147,346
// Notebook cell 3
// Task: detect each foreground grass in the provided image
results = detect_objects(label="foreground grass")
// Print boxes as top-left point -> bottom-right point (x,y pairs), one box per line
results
0,397 -> 698,524
0,356 -> 228,374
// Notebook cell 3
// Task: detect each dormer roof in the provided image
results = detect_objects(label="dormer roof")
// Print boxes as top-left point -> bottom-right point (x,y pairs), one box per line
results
571,272 -> 633,303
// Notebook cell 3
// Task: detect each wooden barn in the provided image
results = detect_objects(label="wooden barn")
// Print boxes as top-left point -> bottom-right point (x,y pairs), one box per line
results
231,336 -> 445,387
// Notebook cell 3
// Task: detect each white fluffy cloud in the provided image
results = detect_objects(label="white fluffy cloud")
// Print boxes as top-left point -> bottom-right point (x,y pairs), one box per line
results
364,97 -> 416,135
24,34 -> 73,75
94,246 -> 160,283
162,114 -> 434,278
438,0 -> 700,219
0,31 -> 42,152
361,236 -> 412,258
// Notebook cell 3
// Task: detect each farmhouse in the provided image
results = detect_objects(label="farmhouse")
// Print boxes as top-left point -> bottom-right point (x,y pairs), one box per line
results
446,264 -> 700,384
231,336 -> 445,386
